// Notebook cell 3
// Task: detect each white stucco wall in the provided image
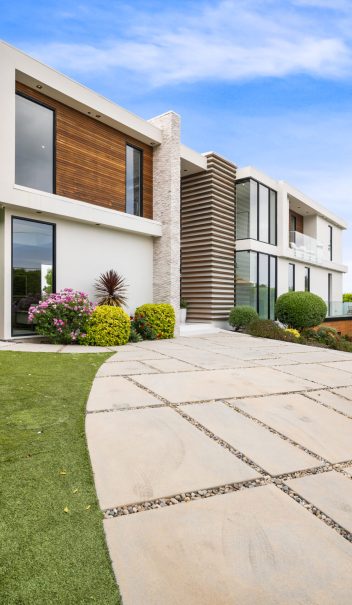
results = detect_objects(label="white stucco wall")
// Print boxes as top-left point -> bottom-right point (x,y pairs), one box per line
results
277,257 -> 342,303
1,208 -> 154,339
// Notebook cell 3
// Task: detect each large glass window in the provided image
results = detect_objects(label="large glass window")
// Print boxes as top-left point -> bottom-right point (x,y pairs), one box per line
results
126,145 -> 142,216
15,94 -> 54,193
288,263 -> 295,292
328,225 -> 333,261
235,250 -> 276,319
12,217 -> 55,336
328,273 -> 332,315
236,179 -> 277,244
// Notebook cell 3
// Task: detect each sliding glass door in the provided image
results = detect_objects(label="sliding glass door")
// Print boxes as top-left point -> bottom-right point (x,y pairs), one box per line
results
12,217 -> 55,336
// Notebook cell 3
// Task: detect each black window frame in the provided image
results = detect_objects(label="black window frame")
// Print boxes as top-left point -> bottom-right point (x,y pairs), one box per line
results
304,266 -> 311,292
235,177 -> 277,245
288,263 -> 295,292
15,91 -> 56,194
11,215 -> 56,337
235,250 -> 277,320
328,272 -> 332,316
328,225 -> 333,261
125,143 -> 143,217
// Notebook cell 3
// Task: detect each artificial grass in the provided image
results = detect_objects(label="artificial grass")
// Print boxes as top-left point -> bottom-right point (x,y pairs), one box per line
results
0,351 -> 121,605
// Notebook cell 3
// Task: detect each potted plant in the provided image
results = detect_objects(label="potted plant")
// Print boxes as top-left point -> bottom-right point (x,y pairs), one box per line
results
180,298 -> 188,323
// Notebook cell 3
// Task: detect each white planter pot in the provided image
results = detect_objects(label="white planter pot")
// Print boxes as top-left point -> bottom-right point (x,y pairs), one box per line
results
180,308 -> 187,323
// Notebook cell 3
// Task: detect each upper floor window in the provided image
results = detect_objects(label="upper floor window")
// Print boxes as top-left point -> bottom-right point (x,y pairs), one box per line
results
328,225 -> 333,261
236,179 -> 277,245
15,94 -> 54,193
126,144 -> 142,216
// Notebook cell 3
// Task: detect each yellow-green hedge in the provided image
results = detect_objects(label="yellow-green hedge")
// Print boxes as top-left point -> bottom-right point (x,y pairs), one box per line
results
134,303 -> 175,339
85,305 -> 130,346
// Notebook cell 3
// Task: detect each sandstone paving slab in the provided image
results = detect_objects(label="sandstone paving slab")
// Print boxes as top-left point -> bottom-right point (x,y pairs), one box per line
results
286,471 -> 352,532
305,390 -> 352,416
104,484 -> 352,605
96,360 -> 157,377
106,349 -> 167,362
134,367 -> 318,404
144,358 -> 199,372
86,376 -> 162,411
343,466 -> 352,477
323,360 -> 352,374
262,350 -> 352,365
86,407 -> 258,508
275,363 -> 352,388
182,402 -> 321,476
332,386 -> 352,401
233,393 -> 352,463
60,345 -> 110,353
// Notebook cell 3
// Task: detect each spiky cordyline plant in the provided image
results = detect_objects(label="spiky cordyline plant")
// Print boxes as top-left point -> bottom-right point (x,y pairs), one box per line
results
94,269 -> 128,307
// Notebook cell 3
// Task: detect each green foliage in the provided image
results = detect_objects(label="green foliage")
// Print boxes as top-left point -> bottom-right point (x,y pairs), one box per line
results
85,305 -> 130,346
134,303 -> 175,339
343,293 -> 352,303
180,298 -> 188,309
228,305 -> 259,330
300,326 -> 338,347
131,315 -> 157,340
129,322 -> 143,343
275,291 -> 327,330
246,319 -> 298,342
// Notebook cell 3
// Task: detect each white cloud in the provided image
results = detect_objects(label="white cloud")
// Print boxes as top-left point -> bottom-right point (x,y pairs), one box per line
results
24,0 -> 352,86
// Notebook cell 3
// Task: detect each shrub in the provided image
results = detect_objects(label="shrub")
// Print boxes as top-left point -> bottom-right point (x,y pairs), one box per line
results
246,319 -> 298,342
275,291 -> 327,330
85,305 -> 130,346
94,269 -> 128,306
343,293 -> 352,303
129,318 -> 143,343
134,303 -> 175,339
28,289 -> 94,344
285,328 -> 300,339
228,306 -> 259,330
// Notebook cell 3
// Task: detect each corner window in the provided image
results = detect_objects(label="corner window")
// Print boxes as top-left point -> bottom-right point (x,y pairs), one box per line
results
15,94 -> 55,193
126,145 -> 142,216
12,217 -> 55,336
236,250 -> 277,319
236,179 -> 277,244
304,267 -> 310,292
288,263 -> 295,292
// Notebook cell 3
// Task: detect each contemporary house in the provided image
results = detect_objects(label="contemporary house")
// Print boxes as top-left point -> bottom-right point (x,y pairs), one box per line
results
0,41 -> 348,339
0,41 -> 206,339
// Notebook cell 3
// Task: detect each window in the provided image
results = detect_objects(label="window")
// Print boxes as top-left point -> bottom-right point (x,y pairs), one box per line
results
290,213 -> 297,233
328,273 -> 332,315
126,145 -> 142,216
236,179 -> 277,244
328,225 -> 333,261
288,263 -> 295,292
236,250 -> 277,319
12,217 -> 55,336
304,267 -> 310,292
15,93 -> 55,193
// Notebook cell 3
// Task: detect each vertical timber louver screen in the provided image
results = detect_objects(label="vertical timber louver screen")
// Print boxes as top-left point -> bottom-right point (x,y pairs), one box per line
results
181,153 -> 236,322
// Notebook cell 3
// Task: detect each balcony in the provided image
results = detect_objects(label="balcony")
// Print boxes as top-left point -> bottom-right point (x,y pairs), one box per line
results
289,231 -> 325,263
326,301 -> 352,319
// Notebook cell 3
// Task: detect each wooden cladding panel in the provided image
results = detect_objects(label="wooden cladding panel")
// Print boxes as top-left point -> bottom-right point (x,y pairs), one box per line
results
181,153 -> 236,322
289,210 -> 304,234
16,82 -> 153,219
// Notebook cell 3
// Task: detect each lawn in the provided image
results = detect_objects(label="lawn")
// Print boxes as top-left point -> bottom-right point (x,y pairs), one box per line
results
0,351 -> 121,605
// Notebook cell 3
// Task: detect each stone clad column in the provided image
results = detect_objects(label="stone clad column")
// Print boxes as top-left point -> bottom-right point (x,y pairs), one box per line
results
149,112 -> 181,332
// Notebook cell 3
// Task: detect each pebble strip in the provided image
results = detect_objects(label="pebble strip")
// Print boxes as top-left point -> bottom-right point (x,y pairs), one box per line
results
302,391 -> 352,420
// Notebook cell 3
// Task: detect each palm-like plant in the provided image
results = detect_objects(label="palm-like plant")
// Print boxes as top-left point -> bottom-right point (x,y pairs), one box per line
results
94,269 -> 128,307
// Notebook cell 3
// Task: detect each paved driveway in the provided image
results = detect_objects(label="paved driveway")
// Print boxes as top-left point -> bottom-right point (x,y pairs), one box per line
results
86,332 -> 352,605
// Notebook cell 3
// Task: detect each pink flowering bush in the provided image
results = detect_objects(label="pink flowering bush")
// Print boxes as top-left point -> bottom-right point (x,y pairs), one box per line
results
28,289 -> 94,344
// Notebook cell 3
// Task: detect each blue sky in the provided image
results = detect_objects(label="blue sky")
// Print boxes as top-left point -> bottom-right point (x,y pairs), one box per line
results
2,0 -> 352,287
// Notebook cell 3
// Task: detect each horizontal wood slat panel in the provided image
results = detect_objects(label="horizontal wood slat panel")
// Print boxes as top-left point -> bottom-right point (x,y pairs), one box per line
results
181,153 -> 236,322
16,82 -> 153,219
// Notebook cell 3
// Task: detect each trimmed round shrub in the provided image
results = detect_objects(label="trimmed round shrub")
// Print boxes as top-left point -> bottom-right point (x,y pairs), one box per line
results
85,305 -> 130,346
246,319 -> 298,342
275,291 -> 327,330
134,303 -> 175,339
228,305 -> 259,330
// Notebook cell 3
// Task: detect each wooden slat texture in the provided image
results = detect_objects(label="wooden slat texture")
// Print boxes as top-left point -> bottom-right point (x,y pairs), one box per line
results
181,153 -> 236,322
16,82 -> 153,219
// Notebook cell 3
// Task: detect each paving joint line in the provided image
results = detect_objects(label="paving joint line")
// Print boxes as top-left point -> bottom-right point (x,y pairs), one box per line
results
272,364 -> 352,390
301,391 -> 352,420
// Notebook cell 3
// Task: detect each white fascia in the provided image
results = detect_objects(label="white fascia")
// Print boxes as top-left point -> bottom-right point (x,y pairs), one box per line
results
281,181 -> 347,230
180,144 -> 207,176
4,186 -> 162,237
0,40 -> 162,146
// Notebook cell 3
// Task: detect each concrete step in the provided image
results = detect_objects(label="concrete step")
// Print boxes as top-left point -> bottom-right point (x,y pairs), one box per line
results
180,323 -> 223,336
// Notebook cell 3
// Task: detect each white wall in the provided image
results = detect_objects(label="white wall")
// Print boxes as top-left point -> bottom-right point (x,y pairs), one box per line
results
1,208 -> 154,339
277,257 -> 342,303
